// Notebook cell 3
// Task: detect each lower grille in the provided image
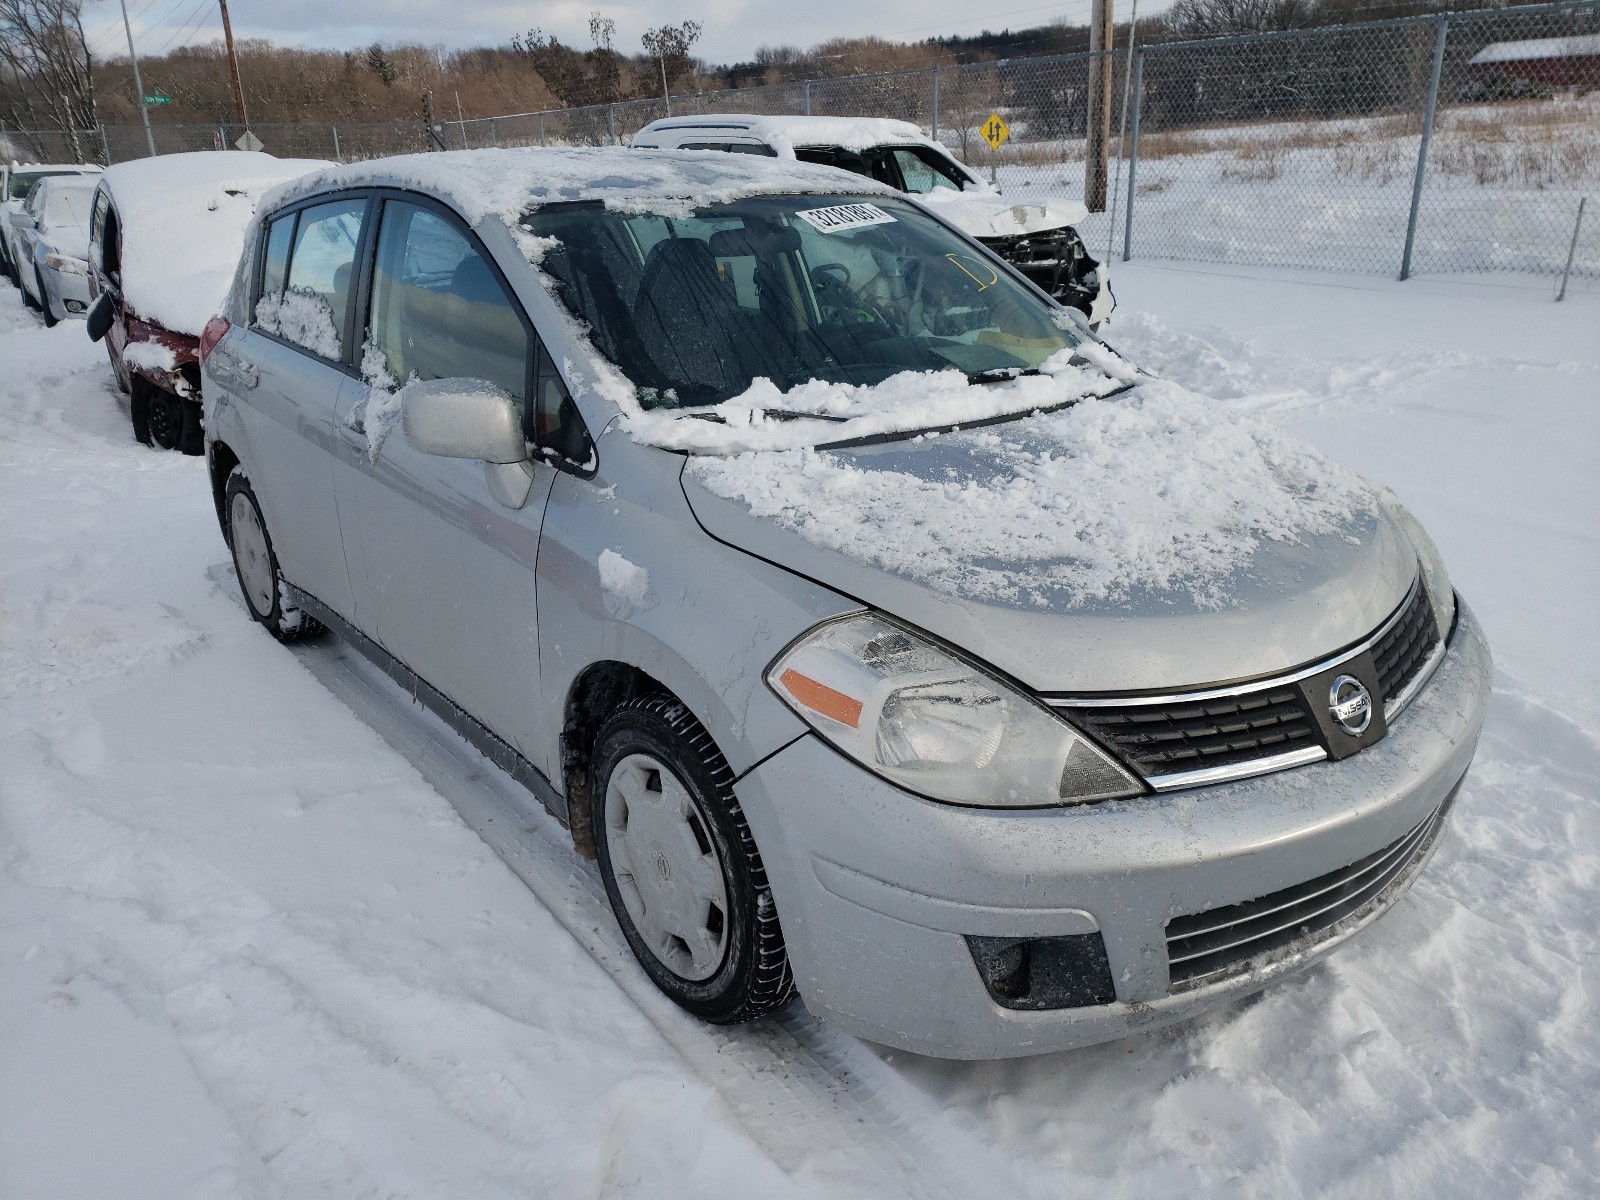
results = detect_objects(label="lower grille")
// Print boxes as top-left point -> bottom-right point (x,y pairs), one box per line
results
1069,687 -> 1321,775
1165,798 -> 1452,991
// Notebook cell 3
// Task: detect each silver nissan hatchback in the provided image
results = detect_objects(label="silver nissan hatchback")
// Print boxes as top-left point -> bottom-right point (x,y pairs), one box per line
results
201,148 -> 1490,1059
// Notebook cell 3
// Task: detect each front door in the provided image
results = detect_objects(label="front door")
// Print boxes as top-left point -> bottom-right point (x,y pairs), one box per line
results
331,196 -> 556,759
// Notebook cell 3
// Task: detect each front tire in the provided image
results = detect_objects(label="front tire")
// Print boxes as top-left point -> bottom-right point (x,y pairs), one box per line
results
592,694 -> 794,1024
147,386 -> 184,450
36,270 -> 58,327
224,467 -> 325,643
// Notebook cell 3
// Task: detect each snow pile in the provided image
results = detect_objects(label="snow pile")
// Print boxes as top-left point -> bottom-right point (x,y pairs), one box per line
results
598,549 -> 651,615
624,349 -> 1133,455
101,152 -> 332,337
254,287 -> 341,359
120,339 -> 175,373
689,379 -> 1374,607
262,146 -> 896,231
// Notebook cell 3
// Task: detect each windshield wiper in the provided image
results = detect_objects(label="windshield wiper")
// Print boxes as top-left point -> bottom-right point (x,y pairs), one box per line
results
965,367 -> 1042,385
686,407 -> 849,425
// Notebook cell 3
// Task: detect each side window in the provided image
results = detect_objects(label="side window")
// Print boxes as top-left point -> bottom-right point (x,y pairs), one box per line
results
891,148 -> 966,194
102,203 -> 121,282
89,190 -> 108,268
533,344 -> 594,469
256,198 -> 366,360
366,200 -> 529,409
728,142 -> 778,156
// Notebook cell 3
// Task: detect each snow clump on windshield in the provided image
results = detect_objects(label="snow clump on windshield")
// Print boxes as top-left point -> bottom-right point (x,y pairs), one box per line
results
687,378 -> 1375,609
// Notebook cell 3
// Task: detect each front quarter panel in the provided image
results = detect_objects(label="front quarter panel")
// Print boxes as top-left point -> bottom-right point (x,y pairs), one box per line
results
535,426 -> 859,784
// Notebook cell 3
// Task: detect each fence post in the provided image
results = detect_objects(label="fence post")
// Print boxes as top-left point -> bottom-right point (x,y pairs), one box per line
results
931,69 -> 940,140
608,104 -> 617,145
539,113 -> 546,146
490,117 -> 498,146
1556,197 -> 1587,302
1400,13 -> 1449,282
331,124 -> 341,162
804,81 -> 812,116
99,123 -> 112,166
1122,49 -> 1144,263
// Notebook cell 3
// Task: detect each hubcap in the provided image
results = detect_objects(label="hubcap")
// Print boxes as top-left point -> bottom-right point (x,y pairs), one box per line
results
603,753 -> 731,982
229,493 -> 276,619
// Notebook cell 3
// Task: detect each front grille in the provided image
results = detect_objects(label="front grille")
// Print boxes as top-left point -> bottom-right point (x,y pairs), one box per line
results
1165,799 -> 1450,990
1372,582 -> 1441,707
1069,686 -> 1321,775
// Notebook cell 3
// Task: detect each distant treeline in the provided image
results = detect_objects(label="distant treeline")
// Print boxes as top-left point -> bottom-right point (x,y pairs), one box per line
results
0,0 -> 1568,135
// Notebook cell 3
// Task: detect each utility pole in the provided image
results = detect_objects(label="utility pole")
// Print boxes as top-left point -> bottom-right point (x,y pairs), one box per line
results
118,0 -> 157,157
1085,0 -> 1114,213
218,0 -> 249,127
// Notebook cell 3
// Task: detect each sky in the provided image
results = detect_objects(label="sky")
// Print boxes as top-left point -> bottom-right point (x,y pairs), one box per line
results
81,0 -> 1141,68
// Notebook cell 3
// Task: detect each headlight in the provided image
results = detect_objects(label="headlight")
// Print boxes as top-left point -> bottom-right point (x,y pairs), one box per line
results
1383,497 -> 1456,637
767,614 -> 1143,808
44,252 -> 86,275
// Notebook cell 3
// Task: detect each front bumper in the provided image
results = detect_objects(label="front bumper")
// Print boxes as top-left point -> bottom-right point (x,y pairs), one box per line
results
734,601 -> 1490,1058
42,265 -> 90,317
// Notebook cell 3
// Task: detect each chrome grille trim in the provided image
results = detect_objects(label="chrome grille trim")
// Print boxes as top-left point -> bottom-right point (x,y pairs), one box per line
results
1044,573 -> 1421,710
1144,745 -> 1327,792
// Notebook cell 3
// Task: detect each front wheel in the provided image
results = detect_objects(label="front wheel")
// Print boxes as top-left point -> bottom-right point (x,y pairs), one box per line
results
592,694 -> 794,1024
36,270 -> 58,327
224,468 -> 325,643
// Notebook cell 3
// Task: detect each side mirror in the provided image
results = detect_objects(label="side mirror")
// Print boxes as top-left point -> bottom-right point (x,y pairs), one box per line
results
401,378 -> 536,508
86,291 -> 114,342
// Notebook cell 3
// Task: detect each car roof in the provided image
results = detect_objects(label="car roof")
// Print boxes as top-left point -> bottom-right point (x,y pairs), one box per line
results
635,113 -> 934,151
259,146 -> 900,229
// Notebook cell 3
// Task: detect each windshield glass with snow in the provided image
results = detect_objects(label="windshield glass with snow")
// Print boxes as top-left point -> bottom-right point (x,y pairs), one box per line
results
525,194 -> 1081,411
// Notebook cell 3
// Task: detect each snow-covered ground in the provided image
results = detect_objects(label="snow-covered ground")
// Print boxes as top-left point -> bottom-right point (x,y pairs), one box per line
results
1,265 -> 1595,1198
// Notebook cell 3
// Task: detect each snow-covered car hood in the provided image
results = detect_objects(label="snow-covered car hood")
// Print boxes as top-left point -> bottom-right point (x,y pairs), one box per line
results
917,190 -> 1091,239
681,382 -> 1416,693
40,222 -> 89,261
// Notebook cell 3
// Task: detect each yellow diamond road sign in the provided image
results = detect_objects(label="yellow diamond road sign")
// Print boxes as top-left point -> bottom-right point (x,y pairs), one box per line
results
981,112 -> 1010,151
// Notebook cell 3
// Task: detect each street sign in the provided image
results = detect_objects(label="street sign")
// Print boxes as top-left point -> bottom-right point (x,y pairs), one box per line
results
143,94 -> 172,106
981,112 -> 1010,151
235,130 -> 264,153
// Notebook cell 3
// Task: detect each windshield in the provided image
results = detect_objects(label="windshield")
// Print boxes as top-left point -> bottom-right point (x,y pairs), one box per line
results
526,194 -> 1081,411
42,183 -> 95,229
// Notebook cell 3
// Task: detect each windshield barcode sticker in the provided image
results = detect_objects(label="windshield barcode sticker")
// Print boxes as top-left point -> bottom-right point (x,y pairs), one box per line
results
795,203 -> 898,234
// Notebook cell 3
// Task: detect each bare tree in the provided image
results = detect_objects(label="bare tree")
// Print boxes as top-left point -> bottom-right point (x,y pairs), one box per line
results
1164,0 -> 1315,38
0,0 -> 96,159
640,20 -> 701,105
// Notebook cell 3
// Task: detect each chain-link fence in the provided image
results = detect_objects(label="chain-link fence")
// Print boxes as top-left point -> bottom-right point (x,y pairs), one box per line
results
4,1 -> 1594,282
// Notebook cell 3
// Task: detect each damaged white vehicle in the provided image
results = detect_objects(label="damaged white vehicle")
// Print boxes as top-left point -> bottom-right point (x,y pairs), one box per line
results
633,114 -> 1112,324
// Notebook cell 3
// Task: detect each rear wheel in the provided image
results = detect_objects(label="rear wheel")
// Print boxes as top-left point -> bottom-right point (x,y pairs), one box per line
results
592,694 -> 794,1024
224,468 -> 325,643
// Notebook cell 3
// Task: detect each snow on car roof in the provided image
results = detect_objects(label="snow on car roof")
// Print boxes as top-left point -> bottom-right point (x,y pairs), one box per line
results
101,150 -> 331,337
262,146 -> 900,229
1468,33 -> 1600,64
637,113 -> 933,151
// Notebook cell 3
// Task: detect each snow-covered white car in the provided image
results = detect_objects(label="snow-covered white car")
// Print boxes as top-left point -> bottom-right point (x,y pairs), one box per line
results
1,162 -> 100,286
85,150 -> 331,454
632,114 -> 1112,324
201,147 -> 1487,1059
13,174 -> 98,326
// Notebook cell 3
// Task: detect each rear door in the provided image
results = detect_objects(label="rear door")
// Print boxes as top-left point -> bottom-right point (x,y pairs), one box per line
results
224,192 -> 372,619
330,194 -> 561,757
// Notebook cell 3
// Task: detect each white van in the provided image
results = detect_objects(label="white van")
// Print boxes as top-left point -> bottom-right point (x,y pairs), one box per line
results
632,115 -> 1112,324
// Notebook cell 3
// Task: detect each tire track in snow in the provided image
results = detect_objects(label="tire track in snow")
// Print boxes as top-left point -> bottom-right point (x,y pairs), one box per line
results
285,633 -> 1036,1200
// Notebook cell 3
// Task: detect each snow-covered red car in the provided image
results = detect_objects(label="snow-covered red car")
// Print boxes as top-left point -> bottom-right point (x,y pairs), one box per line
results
85,150 -> 330,454
633,114 -> 1112,324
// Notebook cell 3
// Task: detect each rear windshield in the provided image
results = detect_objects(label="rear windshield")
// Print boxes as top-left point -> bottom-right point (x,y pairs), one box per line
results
524,193 -> 1079,410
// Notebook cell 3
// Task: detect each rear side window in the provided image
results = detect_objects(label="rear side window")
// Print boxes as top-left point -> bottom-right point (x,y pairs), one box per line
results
258,214 -> 294,311
366,201 -> 529,408
255,198 -> 367,360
